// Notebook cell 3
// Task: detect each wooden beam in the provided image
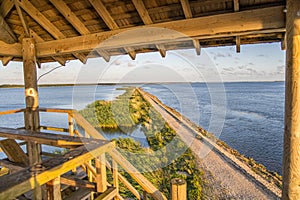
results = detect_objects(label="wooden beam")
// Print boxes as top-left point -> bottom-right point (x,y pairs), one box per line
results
0,159 -> 24,172
29,29 -> 67,66
1,56 -> 13,66
35,6 -> 285,57
112,160 -> 118,200
88,0 -> 119,30
233,0 -> 239,12
95,187 -> 117,200
156,44 -> 166,57
131,0 -> 152,24
281,33 -> 286,50
46,177 -> 62,200
0,139 -> 29,165
0,141 -> 115,200
124,47 -> 136,60
236,36 -> 240,53
18,0 -> 65,39
0,12 -> 17,43
95,154 -> 107,193
49,0 -> 90,35
0,41 -> 21,56
0,0 -> 14,17
60,176 -> 96,189
14,0 -> 29,37
180,0 -> 192,19
95,48 -> 110,62
192,39 -> 201,55
282,0 -> 300,199
0,127 -> 85,148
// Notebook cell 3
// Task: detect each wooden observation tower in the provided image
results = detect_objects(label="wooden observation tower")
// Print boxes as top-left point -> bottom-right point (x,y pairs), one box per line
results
0,0 -> 298,199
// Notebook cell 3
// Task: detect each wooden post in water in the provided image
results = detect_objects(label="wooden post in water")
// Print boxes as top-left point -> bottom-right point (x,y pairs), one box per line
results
283,0 -> 300,199
22,38 -> 42,200
171,178 -> 186,200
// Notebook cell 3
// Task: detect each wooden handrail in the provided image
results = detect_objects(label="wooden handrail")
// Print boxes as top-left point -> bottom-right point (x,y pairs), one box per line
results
72,111 -> 167,200
38,107 -> 74,114
0,108 -> 25,115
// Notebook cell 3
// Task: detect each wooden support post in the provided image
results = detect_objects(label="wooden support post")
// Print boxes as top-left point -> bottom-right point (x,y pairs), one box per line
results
46,177 -> 62,200
22,38 -> 41,166
85,131 -> 93,181
282,0 -> 300,199
171,178 -> 186,200
22,38 -> 42,200
68,114 -> 74,137
95,154 -> 107,193
112,160 -> 118,199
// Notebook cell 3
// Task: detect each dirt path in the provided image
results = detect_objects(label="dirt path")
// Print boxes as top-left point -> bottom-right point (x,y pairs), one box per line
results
140,89 -> 280,200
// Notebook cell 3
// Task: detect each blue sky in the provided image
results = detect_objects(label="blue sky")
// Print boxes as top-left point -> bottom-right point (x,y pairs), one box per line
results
0,43 -> 285,84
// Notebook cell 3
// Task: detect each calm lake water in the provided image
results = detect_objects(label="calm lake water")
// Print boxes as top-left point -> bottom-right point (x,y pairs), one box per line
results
0,82 -> 284,174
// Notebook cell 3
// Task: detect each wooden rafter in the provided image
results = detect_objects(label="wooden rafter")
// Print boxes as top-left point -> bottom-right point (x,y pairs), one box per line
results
89,0 -> 118,30
0,0 -> 14,17
0,12 -> 17,44
49,0 -> 90,35
131,0 -> 153,25
124,47 -> 136,60
236,36 -> 241,53
32,6 -> 285,58
233,0 -> 240,12
180,0 -> 193,19
156,44 -> 166,57
17,0 -> 88,63
1,56 -> 13,66
192,39 -> 201,55
29,29 -> 67,66
95,48 -> 110,62
14,0 -> 29,37
131,0 -> 168,58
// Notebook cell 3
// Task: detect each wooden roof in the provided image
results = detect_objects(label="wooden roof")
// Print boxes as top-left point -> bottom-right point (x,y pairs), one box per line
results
0,0 -> 286,66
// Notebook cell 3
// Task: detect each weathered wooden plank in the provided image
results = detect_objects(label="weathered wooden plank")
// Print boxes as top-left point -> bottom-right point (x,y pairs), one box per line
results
35,6 -> 285,57
131,0 -> 152,24
0,12 -> 17,43
0,0 -> 14,17
60,175 -> 96,189
192,39 -> 200,55
0,127 -> 84,148
0,139 -> 29,165
124,47 -> 136,60
64,188 -> 92,200
0,140 -> 115,200
49,0 -> 90,35
46,176 -> 62,200
0,159 -> 25,172
156,44 -> 166,57
282,0 -> 300,199
68,115 -> 74,136
18,0 -> 65,39
236,36 -> 240,53
88,0 -> 119,30
38,107 -> 73,114
112,160 -> 118,199
233,0 -> 239,12
0,108 -> 25,115
95,187 -> 117,200
96,154 -> 107,193
180,0 -> 192,19
14,0 -> 29,37
171,178 -> 186,200
0,56 -> 13,66
95,48 -> 110,62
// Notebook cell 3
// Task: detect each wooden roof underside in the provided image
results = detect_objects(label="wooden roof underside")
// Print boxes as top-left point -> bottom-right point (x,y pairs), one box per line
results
0,0 -> 286,66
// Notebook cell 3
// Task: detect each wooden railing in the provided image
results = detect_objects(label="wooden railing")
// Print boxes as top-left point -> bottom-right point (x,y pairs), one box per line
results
0,108 -> 167,200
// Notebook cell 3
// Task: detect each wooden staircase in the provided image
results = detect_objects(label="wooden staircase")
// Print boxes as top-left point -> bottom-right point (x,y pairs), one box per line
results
0,108 -> 167,200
